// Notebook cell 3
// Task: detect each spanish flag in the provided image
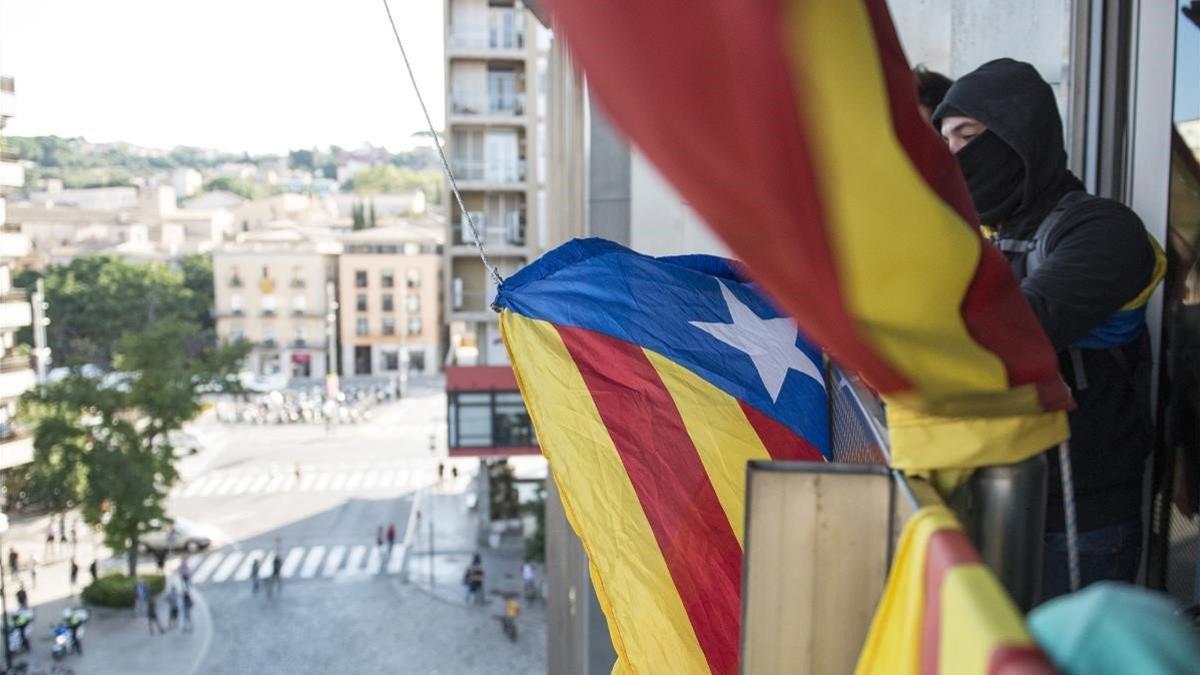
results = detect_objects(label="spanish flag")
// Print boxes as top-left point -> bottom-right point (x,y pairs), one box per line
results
497,239 -> 830,674
541,0 -> 1073,469
856,506 -> 1054,675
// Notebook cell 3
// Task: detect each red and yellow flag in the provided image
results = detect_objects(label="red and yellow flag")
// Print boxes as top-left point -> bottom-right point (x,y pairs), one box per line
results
541,0 -> 1073,468
856,507 -> 1055,675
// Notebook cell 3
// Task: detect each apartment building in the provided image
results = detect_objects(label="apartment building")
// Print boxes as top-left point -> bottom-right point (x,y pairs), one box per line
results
0,74 -> 35,471
213,229 -> 340,381
444,0 -> 540,367
337,224 -> 443,379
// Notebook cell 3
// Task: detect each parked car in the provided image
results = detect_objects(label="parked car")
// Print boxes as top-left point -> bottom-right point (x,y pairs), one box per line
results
139,518 -> 212,554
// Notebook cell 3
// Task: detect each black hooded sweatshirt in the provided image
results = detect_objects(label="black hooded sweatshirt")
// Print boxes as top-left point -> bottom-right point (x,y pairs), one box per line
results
934,59 -> 1156,533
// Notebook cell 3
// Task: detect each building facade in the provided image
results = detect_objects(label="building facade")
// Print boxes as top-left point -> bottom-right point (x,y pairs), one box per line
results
0,74 -> 35,471
443,0 -> 541,367
213,230 -> 340,382
337,224 -> 443,380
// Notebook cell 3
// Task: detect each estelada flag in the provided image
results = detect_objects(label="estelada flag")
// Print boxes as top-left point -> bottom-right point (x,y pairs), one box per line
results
540,0 -> 1074,469
497,239 -> 829,675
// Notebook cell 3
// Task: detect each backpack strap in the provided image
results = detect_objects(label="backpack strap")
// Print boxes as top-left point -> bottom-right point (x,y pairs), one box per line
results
1025,191 -> 1095,276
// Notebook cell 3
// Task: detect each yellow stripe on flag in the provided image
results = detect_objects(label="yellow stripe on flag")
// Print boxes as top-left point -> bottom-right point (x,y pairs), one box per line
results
499,311 -> 709,674
939,565 -> 1034,675
646,349 -> 770,545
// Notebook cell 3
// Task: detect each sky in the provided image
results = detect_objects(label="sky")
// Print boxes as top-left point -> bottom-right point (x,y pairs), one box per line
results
0,0 -> 445,155
1178,0 -> 1200,123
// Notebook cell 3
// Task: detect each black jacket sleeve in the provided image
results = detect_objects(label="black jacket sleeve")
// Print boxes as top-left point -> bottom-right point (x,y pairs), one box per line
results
1019,200 -> 1155,352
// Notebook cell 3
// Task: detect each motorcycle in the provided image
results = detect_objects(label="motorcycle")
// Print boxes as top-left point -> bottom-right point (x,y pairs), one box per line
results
50,608 -> 88,661
6,608 -> 34,654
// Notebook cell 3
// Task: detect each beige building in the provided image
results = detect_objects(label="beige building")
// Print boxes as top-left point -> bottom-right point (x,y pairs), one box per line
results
213,229 -> 341,381
338,224 -> 442,378
443,0 -> 541,365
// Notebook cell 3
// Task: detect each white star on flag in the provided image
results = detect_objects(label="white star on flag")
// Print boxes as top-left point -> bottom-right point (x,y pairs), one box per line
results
690,282 -> 825,402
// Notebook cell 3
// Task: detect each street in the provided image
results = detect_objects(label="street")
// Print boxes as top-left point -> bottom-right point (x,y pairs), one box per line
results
2,377 -> 547,674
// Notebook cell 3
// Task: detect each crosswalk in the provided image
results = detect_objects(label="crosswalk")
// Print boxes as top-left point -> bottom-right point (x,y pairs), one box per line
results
173,462 -> 436,499
185,543 -> 408,586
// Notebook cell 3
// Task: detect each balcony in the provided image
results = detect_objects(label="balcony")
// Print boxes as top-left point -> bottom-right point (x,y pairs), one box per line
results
290,338 -> 307,349
450,91 -> 526,118
0,429 -> 33,471
260,309 -> 277,318
0,291 -> 31,331
260,338 -> 278,349
447,11 -> 525,54
0,160 -> 24,189
0,232 -> 30,259
229,276 -> 244,287
0,353 -> 34,374
454,214 -> 526,248
0,365 -> 35,400
289,278 -> 305,288
451,158 -> 526,186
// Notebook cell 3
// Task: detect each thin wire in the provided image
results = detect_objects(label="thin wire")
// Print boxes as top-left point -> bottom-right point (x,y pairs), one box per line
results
381,0 -> 504,288
1057,441 -> 1082,592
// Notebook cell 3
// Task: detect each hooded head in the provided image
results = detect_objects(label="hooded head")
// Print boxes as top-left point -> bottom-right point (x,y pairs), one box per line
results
932,59 -> 1069,226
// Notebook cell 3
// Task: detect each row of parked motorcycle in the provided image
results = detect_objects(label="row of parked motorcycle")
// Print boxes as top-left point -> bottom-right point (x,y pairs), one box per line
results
6,607 -> 89,662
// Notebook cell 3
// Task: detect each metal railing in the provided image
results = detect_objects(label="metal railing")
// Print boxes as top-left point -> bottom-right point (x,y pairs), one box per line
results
447,12 -> 525,50
0,353 -> 33,374
450,92 -> 526,116
450,158 -> 526,183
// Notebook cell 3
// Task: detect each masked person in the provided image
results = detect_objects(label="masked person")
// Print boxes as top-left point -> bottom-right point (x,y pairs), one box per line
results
933,59 -> 1164,601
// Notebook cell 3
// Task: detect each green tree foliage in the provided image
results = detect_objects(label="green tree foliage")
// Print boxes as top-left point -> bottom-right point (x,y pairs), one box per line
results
20,319 -> 250,577
523,484 -> 546,563
21,256 -> 216,368
288,149 -> 315,171
351,203 -> 366,230
344,164 -> 443,202
202,176 -> 261,200
368,201 -> 378,228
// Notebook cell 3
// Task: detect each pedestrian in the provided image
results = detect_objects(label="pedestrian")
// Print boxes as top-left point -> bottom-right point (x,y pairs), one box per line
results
463,554 -> 485,605
181,590 -> 194,632
376,525 -> 384,550
43,525 -> 54,559
135,577 -> 149,616
7,547 -> 17,575
270,550 -> 283,597
147,592 -> 164,635
386,522 -> 396,557
154,548 -> 167,573
522,561 -> 537,600
935,59 -> 1162,601
438,462 -> 445,481
250,557 -> 261,594
89,559 -> 98,583
451,466 -> 459,480
294,462 -> 302,483
28,556 -> 36,589
69,558 -> 79,595
167,585 -> 180,629
15,585 -> 28,610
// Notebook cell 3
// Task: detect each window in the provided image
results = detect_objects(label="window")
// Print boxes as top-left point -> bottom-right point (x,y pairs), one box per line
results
291,294 -> 307,314
355,270 -> 368,288
406,269 -> 421,289
230,266 -> 243,287
292,327 -> 305,346
354,345 -> 372,375
381,270 -> 395,288
229,323 -> 244,342
356,318 -> 369,336
261,266 -> 270,279
407,316 -> 422,336
261,294 -> 278,315
356,294 -> 368,312
382,317 -> 396,336
382,294 -> 395,312
407,294 -> 421,312
230,293 -> 244,313
448,391 -> 537,449
383,350 -> 400,371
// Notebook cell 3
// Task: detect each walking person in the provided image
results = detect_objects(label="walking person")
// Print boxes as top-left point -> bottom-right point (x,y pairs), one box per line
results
270,550 -> 283,597
386,522 -> 396,558
43,524 -> 54,559
147,592 -> 164,635
15,585 -> 28,610
250,557 -> 261,594
68,558 -> 79,596
179,558 -> 192,589
88,559 -> 98,583
167,585 -> 180,630
27,556 -> 36,590
7,547 -> 16,577
463,554 -> 485,605
376,525 -> 384,551
181,589 -> 194,632
134,577 -> 149,616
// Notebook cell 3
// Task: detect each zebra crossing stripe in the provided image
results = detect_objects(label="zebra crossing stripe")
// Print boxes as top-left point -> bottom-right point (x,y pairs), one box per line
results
312,473 -> 334,491
364,547 -> 383,574
298,473 -> 318,491
386,545 -> 405,574
321,546 -> 346,577
229,474 -> 256,496
344,545 -> 367,574
247,475 -> 271,493
264,476 -> 289,493
344,471 -> 366,492
233,550 -> 264,581
378,470 -> 397,487
299,546 -> 326,579
258,551 -> 276,579
191,553 -> 225,584
361,472 -> 381,491
329,473 -> 349,491
281,548 -> 305,578
210,551 -> 245,583
212,475 -> 240,497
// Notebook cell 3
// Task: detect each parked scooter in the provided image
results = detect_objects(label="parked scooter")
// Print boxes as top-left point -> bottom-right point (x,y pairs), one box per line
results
50,608 -> 88,660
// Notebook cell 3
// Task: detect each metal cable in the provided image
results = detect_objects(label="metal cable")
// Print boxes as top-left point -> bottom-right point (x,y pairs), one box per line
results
381,0 -> 504,288
1058,441 -> 1082,592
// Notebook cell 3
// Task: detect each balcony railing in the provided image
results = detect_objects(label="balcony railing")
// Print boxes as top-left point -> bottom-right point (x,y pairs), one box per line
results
289,278 -> 305,288
451,158 -> 526,183
454,214 -> 526,247
0,353 -> 33,374
0,289 -> 29,304
447,12 -> 525,51
260,338 -> 278,349
291,338 -> 307,348
450,91 -> 525,117
260,309 -> 277,318
229,276 -> 244,287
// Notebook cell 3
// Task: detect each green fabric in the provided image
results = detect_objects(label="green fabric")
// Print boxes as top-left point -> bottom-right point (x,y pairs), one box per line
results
1029,582 -> 1200,675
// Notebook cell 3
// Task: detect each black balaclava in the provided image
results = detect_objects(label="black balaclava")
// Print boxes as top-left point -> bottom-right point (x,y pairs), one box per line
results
954,130 -> 1024,225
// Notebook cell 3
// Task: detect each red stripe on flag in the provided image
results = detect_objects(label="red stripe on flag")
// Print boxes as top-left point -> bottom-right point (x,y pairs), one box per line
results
557,325 -> 742,675
988,645 -> 1056,675
920,528 -> 982,675
861,0 -> 1070,407
739,402 -> 826,462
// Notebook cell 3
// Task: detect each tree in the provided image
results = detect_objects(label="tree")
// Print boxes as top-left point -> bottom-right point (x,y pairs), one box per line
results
351,203 -> 366,230
20,319 -> 250,577
288,149 -> 315,171
202,176 -> 259,200
176,254 -> 215,332
368,201 -> 378,229
344,164 -> 443,201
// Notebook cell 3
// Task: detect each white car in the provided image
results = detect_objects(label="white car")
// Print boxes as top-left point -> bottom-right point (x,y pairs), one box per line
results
139,518 -> 212,554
